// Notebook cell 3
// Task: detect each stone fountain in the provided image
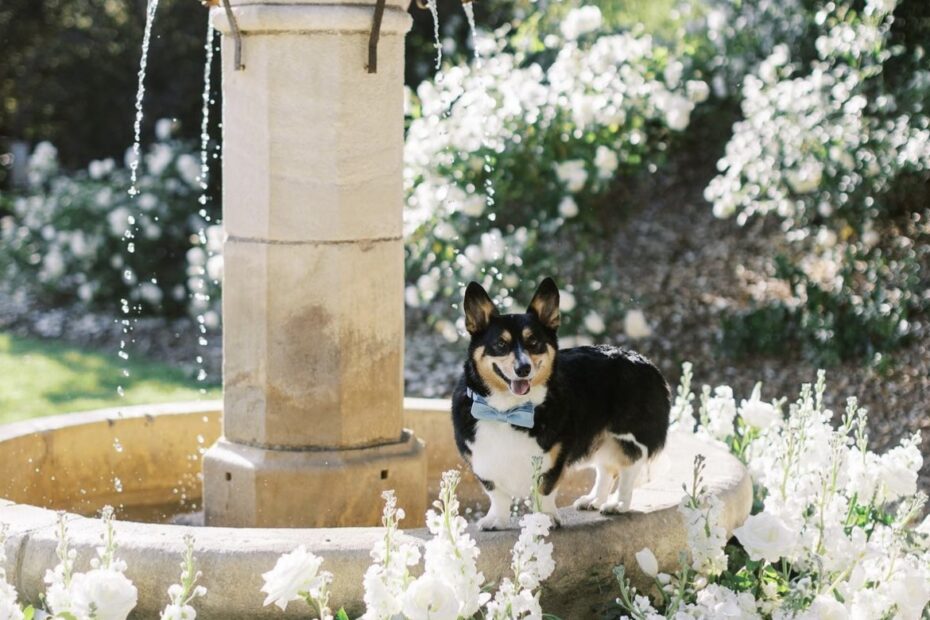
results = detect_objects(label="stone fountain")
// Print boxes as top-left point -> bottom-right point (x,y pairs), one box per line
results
0,0 -> 752,617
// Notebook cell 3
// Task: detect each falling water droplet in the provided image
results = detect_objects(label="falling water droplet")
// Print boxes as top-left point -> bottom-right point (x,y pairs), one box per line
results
114,477 -> 123,493
128,0 -> 161,195
425,0 -> 442,72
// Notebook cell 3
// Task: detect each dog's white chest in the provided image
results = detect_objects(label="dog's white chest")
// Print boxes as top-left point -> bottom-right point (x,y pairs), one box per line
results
468,421 -> 548,498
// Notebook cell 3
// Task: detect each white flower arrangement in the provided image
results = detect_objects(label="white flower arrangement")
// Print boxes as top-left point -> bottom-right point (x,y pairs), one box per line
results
614,366 -> 930,619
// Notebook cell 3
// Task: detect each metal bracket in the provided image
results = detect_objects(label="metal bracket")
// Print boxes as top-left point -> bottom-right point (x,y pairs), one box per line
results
221,0 -> 245,71
367,0 -> 387,73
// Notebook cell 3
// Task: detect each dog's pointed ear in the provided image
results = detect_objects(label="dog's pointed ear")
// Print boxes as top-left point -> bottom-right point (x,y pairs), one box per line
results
527,277 -> 560,331
464,282 -> 498,335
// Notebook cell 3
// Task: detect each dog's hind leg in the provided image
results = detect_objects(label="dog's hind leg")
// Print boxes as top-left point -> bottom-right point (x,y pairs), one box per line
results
599,458 -> 644,514
573,465 -> 616,511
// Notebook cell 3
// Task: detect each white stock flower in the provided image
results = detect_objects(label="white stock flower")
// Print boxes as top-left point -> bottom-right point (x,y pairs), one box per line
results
0,595 -> 23,620
400,575 -> 459,620
733,511 -> 799,563
261,545 -> 329,611
623,309 -> 652,339
558,196 -> 579,218
560,5 -> 602,41
69,569 -> 139,620
635,547 -> 659,577
705,386 -> 738,440
161,603 -> 197,620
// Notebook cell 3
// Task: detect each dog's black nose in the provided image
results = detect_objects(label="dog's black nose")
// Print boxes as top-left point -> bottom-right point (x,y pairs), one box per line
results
515,363 -> 531,377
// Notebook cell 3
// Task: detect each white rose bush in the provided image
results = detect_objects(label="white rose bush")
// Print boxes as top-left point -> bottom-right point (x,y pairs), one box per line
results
404,5 -> 708,338
704,0 -> 930,363
0,124 -> 221,322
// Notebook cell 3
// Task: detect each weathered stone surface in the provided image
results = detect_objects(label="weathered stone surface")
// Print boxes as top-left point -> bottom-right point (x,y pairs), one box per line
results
219,27 -> 405,243
221,238 -> 405,449
203,432 -> 428,528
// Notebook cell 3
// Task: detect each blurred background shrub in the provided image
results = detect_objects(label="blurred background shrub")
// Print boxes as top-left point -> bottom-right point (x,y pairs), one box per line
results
0,0 -> 927,366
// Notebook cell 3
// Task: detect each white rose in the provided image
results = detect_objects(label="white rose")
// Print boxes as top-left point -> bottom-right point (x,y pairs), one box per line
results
560,6 -> 602,41
583,311 -> 605,335
686,80 -> 710,104
558,196 -> 579,218
161,603 -> 197,620
261,545 -> 327,611
623,309 -> 652,340
401,575 -> 459,620
461,194 -> 485,218
664,61 -> 683,88
70,569 -> 138,620
594,146 -> 619,180
661,94 -> 693,131
177,154 -> 201,188
554,160 -> 588,193
733,512 -> 798,564
155,118 -> 175,141
635,547 -> 659,578
738,386 -> 778,429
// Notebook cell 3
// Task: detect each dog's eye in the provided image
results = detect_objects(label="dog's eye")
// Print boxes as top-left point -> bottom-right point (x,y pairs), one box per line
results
495,338 -> 507,349
526,336 -> 538,347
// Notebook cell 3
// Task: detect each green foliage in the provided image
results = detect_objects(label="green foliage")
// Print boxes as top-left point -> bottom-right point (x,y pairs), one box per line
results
0,0 -> 218,169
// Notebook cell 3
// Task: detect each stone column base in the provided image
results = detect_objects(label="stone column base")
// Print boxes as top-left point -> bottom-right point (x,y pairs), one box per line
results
202,431 -> 427,527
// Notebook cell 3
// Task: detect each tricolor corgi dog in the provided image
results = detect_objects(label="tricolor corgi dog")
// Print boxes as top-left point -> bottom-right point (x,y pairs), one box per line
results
451,278 -> 670,529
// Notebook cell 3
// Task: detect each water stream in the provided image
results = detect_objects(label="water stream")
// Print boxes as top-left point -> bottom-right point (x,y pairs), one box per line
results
118,0 -> 161,398
462,2 -> 497,213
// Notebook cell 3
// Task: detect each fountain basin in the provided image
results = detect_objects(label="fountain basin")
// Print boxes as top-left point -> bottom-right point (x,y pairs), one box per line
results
0,400 -> 752,618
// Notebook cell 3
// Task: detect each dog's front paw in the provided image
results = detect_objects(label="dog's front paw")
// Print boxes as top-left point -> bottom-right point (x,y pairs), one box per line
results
598,500 -> 630,515
573,495 -> 599,511
477,513 -> 512,531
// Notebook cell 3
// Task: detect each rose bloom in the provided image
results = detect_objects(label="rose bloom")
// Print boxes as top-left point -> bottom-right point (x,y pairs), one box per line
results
401,575 -> 459,620
733,511 -> 798,564
261,545 -> 327,611
739,398 -> 778,429
69,569 -> 138,620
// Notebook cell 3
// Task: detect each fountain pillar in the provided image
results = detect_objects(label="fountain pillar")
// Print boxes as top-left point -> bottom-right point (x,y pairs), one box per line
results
203,0 -> 427,527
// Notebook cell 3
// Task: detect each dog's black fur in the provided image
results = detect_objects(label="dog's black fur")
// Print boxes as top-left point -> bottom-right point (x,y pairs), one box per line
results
451,277 -> 670,509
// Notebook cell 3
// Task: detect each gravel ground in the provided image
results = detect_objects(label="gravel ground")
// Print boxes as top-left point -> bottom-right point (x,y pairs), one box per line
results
2,175 -> 927,493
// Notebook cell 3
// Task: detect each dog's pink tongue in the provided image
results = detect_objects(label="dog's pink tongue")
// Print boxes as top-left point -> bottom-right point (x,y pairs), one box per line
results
511,379 -> 531,396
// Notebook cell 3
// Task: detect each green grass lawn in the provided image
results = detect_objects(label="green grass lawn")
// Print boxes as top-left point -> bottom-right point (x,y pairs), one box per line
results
0,332 -> 220,424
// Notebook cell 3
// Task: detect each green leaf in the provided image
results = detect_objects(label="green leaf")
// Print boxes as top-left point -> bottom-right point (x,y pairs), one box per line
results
21,606 -> 35,620
335,608 -> 350,620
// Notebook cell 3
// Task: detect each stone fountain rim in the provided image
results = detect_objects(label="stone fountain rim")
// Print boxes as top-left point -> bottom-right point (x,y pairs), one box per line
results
0,400 -> 753,618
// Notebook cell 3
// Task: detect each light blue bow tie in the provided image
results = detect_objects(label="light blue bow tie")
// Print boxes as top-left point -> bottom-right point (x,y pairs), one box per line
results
467,388 -> 536,429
